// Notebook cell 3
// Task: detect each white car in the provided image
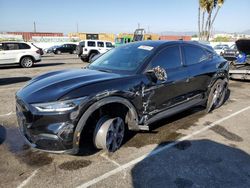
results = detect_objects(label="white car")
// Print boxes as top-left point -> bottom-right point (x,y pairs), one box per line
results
76,40 -> 113,62
213,44 -> 229,56
0,42 -> 41,68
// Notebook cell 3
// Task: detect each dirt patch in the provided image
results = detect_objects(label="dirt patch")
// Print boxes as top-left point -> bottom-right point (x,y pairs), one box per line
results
58,159 -> 91,171
17,150 -> 53,167
210,125 -> 243,142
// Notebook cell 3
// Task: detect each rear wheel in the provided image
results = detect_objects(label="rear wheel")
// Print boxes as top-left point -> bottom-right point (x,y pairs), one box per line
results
56,50 -> 61,55
206,79 -> 228,113
20,57 -> 34,68
93,116 -> 125,152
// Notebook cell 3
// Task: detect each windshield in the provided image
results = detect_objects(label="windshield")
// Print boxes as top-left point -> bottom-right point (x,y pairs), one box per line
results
88,43 -> 155,73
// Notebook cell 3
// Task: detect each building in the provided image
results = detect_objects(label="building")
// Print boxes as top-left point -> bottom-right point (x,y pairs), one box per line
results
68,33 -> 115,42
7,32 -> 63,41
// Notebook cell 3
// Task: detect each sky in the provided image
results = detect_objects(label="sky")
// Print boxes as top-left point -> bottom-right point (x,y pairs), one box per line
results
0,0 -> 249,34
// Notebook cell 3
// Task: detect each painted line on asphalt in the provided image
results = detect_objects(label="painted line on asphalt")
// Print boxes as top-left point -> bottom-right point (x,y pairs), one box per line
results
0,111 -> 14,117
100,152 -> 121,167
77,105 -> 250,188
17,169 -> 38,188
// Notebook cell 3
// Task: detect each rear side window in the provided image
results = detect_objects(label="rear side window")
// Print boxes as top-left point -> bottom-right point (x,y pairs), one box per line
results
19,43 -> 31,49
87,41 -> 96,47
97,42 -> 104,47
0,43 -> 3,51
5,43 -> 19,50
183,45 -> 208,65
106,42 -> 113,48
79,41 -> 85,47
150,45 -> 182,69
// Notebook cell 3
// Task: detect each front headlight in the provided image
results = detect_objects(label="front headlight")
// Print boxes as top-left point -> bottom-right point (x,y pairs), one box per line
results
32,97 -> 87,112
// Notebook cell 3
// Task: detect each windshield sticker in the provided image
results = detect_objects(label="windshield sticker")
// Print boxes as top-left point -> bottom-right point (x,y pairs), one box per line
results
138,45 -> 154,51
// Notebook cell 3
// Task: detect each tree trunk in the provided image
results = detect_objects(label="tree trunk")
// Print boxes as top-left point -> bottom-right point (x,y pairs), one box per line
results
201,11 -> 205,40
209,6 -> 221,37
198,6 -> 201,40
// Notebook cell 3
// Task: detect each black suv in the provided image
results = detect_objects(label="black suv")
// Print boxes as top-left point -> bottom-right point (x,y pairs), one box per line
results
53,44 -> 77,54
16,41 -> 229,154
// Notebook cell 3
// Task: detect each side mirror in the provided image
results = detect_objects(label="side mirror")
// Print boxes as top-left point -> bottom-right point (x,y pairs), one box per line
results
145,66 -> 167,82
89,54 -> 101,63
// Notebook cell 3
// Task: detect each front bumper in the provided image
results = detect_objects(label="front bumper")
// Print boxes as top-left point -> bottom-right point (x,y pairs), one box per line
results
16,98 -> 79,154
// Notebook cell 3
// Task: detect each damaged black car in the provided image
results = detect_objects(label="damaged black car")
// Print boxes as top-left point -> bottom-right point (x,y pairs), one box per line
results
16,41 -> 229,154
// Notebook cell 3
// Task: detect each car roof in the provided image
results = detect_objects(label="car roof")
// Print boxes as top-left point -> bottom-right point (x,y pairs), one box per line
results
1,41 -> 26,43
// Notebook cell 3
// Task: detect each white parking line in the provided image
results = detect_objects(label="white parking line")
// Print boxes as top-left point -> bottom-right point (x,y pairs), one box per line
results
77,106 -> 250,188
17,169 -> 38,188
0,111 -> 14,117
100,153 -> 121,167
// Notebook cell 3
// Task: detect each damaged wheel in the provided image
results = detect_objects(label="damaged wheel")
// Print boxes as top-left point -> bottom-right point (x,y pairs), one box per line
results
206,79 -> 228,113
93,116 -> 125,152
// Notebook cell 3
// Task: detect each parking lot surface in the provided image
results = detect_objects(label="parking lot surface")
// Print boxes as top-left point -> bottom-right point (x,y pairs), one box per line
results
1,54 -> 250,188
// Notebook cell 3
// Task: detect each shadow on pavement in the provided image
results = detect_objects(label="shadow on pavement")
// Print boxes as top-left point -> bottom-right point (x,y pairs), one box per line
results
0,125 -> 6,145
0,62 -> 65,69
0,77 -> 31,86
132,139 -> 250,187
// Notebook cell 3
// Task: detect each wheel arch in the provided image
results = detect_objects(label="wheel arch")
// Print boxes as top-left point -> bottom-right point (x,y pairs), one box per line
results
73,96 -> 139,151
19,55 -> 35,63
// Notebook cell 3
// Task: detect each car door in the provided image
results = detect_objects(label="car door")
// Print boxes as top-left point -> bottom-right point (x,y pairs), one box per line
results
0,43 -> 8,64
181,44 -> 212,97
97,41 -> 106,53
143,45 -> 190,117
0,43 -> 20,64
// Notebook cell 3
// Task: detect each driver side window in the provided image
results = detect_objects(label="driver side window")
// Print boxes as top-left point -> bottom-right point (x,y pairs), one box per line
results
150,45 -> 182,70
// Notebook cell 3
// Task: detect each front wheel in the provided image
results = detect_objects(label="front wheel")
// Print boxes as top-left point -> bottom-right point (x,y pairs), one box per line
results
93,116 -> 125,152
20,57 -> 34,68
206,79 -> 228,113
56,50 -> 61,55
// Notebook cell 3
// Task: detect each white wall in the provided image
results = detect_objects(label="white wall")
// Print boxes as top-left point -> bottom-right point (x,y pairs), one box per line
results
31,42 -> 79,49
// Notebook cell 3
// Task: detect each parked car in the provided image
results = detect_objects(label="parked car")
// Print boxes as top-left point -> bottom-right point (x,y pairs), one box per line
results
213,44 -> 229,55
223,44 -> 238,62
0,42 -> 41,68
16,41 -> 229,154
44,45 -> 59,54
53,44 -> 77,54
76,40 -> 113,62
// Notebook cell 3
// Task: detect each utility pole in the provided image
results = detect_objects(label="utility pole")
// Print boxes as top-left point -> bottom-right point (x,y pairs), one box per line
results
33,21 -> 36,32
76,22 -> 79,33
137,23 -> 140,29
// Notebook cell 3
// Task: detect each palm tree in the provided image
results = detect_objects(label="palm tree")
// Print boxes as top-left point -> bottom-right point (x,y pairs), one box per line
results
198,0 -> 225,41
199,0 -> 209,40
209,0 -> 225,35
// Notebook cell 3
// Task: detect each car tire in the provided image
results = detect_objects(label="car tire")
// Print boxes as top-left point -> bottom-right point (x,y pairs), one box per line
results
72,50 -> 76,54
206,79 -> 228,113
93,116 -> 125,152
20,57 -> 34,68
56,50 -> 61,55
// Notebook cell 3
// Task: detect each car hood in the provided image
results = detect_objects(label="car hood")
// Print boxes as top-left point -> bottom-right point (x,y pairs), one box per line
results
17,69 -> 124,103
236,39 -> 250,55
